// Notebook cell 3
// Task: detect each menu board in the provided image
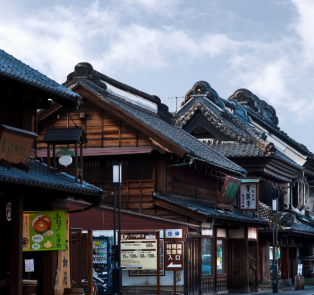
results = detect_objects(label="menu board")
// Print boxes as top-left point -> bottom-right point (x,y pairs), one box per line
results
121,232 -> 157,270
23,211 -> 66,251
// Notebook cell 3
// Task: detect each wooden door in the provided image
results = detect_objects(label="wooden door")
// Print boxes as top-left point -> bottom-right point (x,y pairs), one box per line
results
189,238 -> 200,295
228,239 -> 246,289
70,228 -> 83,287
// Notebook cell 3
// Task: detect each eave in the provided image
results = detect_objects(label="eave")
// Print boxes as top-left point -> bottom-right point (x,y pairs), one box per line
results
230,156 -> 302,182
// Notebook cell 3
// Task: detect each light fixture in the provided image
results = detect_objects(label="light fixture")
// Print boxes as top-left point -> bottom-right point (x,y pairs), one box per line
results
272,198 -> 278,213
113,163 -> 122,186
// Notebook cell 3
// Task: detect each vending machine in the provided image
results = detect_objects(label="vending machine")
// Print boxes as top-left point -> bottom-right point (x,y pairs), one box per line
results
92,235 -> 114,294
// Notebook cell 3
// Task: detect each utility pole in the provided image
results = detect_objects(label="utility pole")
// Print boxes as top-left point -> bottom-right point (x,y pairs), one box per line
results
168,94 -> 184,113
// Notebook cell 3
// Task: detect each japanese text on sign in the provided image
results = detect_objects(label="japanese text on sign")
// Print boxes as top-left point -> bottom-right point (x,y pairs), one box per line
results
120,233 -> 157,270
240,183 -> 257,210
165,242 -> 183,271
23,211 -> 66,252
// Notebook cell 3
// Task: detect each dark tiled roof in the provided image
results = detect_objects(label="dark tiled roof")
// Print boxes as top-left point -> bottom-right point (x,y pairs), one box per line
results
154,193 -> 269,225
43,127 -> 86,143
0,159 -> 102,196
207,142 -> 304,170
74,79 -> 247,176
0,49 -> 80,100
228,89 -> 314,158
291,222 -> 314,234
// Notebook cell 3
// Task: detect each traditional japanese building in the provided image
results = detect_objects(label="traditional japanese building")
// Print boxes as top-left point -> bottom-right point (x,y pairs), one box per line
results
175,80 -> 314,287
37,63 -> 269,294
0,49 -> 103,295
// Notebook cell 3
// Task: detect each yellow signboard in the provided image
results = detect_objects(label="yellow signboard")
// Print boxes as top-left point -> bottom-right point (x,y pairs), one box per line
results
121,232 -> 157,270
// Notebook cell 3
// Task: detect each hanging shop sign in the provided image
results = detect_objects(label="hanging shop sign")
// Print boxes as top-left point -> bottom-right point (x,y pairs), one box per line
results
165,242 -> 184,271
217,176 -> 241,205
0,124 -> 37,165
239,182 -> 259,210
120,232 -> 158,270
23,210 -> 66,251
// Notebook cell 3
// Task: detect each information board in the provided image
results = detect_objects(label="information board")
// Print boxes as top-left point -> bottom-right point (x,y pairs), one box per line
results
25,259 -> 34,272
121,232 -> 157,270
165,242 -> 183,271
23,210 -> 66,251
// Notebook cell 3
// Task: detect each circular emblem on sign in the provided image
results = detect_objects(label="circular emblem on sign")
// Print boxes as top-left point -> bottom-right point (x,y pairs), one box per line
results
6,202 -> 11,222
23,237 -> 29,246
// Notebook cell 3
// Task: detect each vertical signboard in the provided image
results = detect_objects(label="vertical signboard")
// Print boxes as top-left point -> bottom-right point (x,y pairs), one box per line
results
54,212 -> 71,295
165,242 -> 184,271
121,232 -> 157,270
23,211 -> 66,251
239,181 -> 259,210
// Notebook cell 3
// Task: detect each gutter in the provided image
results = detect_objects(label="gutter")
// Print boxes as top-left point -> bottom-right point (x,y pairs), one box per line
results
70,191 -> 105,214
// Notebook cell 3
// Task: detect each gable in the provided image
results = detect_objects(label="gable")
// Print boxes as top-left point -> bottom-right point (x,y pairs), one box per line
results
37,97 -> 151,150
182,110 -> 235,141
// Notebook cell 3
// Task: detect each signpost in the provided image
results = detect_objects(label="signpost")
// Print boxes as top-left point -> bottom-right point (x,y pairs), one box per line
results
165,241 -> 184,295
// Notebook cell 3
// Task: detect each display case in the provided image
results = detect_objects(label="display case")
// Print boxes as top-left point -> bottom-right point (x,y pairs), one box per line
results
92,236 -> 113,294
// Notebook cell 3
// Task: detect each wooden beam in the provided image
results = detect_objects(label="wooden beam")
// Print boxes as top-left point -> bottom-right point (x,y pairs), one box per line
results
87,229 -> 93,295
10,195 -> 23,295
119,119 -> 121,148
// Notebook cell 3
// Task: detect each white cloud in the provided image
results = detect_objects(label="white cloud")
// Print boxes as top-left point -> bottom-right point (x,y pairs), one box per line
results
0,1 -> 247,82
291,0 -> 314,66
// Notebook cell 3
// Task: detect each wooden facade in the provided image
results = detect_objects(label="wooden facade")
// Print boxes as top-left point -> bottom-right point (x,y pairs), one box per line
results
0,50 -> 103,295
37,64 -> 268,294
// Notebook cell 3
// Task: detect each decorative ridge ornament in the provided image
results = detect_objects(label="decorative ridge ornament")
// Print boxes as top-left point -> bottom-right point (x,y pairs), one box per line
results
228,88 -> 279,127
64,62 -> 174,124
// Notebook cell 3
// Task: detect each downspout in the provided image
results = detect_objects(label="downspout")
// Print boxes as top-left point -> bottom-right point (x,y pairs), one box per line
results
163,157 -> 194,194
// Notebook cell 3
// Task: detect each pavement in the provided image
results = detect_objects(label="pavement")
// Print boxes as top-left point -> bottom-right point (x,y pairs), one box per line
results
232,285 -> 314,295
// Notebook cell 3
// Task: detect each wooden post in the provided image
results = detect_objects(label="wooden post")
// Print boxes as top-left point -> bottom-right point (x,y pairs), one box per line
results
198,237 -> 202,293
157,231 -> 160,295
255,237 -> 259,287
173,270 -> 176,295
53,144 -> 56,170
87,229 -> 93,295
80,143 -> 83,184
213,226 -> 217,293
10,195 -> 23,295
75,143 -> 78,183
244,227 -> 249,292
47,143 -> 51,170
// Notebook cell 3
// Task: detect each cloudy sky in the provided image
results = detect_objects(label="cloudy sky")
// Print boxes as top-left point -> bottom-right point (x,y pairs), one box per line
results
1,0 -> 314,151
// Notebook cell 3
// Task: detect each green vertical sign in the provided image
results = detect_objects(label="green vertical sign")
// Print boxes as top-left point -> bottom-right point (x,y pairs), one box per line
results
23,211 -> 66,251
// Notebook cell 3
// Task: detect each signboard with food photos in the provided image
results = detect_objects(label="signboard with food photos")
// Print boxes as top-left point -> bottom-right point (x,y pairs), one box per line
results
22,211 -> 66,251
